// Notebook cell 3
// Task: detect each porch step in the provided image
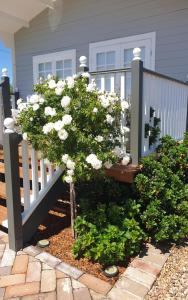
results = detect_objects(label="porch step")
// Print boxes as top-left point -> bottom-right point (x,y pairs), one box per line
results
0,181 -> 25,200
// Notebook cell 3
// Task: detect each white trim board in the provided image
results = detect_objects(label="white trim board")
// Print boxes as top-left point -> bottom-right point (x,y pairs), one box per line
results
33,49 -> 76,84
89,32 -> 156,71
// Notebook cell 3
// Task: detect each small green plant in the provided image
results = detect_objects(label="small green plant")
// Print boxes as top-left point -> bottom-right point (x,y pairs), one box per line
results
135,134 -> 188,242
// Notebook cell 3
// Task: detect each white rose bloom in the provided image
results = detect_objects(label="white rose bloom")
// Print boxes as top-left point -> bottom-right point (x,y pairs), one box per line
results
48,79 -> 56,89
56,80 -> 65,89
93,160 -> 102,170
122,155 -> 130,166
39,97 -> 45,104
58,129 -> 68,140
106,114 -> 114,124
33,103 -> 40,111
67,169 -> 74,176
54,120 -> 64,131
62,154 -> 69,164
66,77 -> 75,89
61,96 -> 71,108
73,74 -> 79,80
30,117 -> 33,121
66,159 -> 75,170
104,161 -> 113,169
18,102 -> 27,112
55,87 -> 63,96
17,98 -> 23,105
23,132 -> 27,140
86,154 -> 97,164
86,154 -> 102,170
86,83 -> 96,92
113,146 -> 122,157
62,114 -> 72,126
47,74 -> 52,80
100,95 -> 110,108
81,72 -> 90,78
121,100 -> 129,111
44,106 -> 56,117
64,175 -> 73,184
42,122 -> 54,134
93,107 -> 98,113
30,94 -> 39,104
95,135 -> 104,142
121,126 -> 130,134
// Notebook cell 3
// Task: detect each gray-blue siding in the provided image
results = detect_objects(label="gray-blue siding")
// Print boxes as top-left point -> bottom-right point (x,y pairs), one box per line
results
15,0 -> 188,97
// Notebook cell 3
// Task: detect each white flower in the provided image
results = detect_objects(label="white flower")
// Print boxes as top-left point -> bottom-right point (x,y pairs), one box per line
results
30,117 -> 33,121
30,94 -> 39,104
48,79 -> 56,89
122,155 -> 130,166
44,158 -> 51,164
39,97 -> 45,104
82,72 -> 90,78
113,146 -> 122,157
55,87 -> 63,96
33,103 -> 40,111
43,122 -> 54,134
106,114 -> 114,124
95,135 -> 104,142
86,83 -> 96,92
44,106 -> 56,117
73,74 -> 79,80
62,114 -> 72,126
93,107 -> 98,113
121,126 -> 130,134
67,169 -> 74,176
58,129 -> 68,140
121,100 -> 129,111
104,161 -> 112,169
61,96 -> 71,108
66,77 -> 74,89
64,175 -> 73,183
100,95 -> 110,108
18,102 -> 27,112
86,154 -> 102,170
23,132 -> 27,140
54,120 -> 64,131
47,74 -> 52,80
17,98 -> 23,105
56,80 -> 65,89
62,154 -> 69,164
66,159 -> 75,170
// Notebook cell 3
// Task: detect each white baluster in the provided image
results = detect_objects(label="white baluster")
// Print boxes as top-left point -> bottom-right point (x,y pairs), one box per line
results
48,164 -> 54,180
22,141 -> 31,211
31,148 -> 39,201
40,159 -> 47,190
120,74 -> 125,100
100,77 -> 105,91
110,75 -> 115,92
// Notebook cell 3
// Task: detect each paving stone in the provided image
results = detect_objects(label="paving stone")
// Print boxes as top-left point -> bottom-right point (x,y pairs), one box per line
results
4,282 -> 40,299
108,287 -> 142,300
72,279 -> 86,289
26,261 -> 41,283
0,245 -> 16,267
141,253 -> 168,267
42,263 -> 53,270
17,250 -> 26,256
56,262 -> 83,280
0,251 -> 4,259
23,246 -> 41,257
0,274 -> 25,288
36,252 -> 61,268
0,266 -> 12,276
145,243 -> 170,257
79,274 -> 112,295
0,244 -> 5,252
115,277 -> 148,298
123,267 -> 156,289
1,235 -> 9,244
131,259 -> 161,276
57,278 -> 73,300
90,290 -> 109,300
29,256 -> 38,262
40,269 -> 56,293
0,287 -> 5,298
56,270 -> 68,279
22,292 -> 56,300
73,287 -> 92,300
12,255 -> 29,274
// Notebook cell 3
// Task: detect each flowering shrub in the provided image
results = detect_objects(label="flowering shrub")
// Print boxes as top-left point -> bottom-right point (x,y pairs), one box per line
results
16,74 -> 130,183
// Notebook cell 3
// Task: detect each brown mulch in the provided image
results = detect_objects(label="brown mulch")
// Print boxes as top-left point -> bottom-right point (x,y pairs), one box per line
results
31,199 -> 127,284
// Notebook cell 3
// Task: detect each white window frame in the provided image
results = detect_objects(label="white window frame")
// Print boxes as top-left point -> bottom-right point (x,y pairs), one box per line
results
89,32 -> 156,71
33,49 -> 76,83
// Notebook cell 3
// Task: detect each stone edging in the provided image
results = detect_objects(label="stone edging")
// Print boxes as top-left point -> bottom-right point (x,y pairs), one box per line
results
23,242 -> 170,300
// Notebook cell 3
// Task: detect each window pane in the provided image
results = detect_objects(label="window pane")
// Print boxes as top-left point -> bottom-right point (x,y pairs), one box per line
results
106,51 -> 115,66
124,47 -> 145,68
38,63 -> 44,72
56,60 -> 63,70
56,70 -> 63,79
64,69 -> 72,78
45,62 -> 52,72
64,59 -> 72,69
38,71 -> 45,78
97,52 -> 105,67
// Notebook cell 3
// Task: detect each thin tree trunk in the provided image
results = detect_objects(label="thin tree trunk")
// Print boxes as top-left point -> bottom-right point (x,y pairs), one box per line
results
70,182 -> 77,238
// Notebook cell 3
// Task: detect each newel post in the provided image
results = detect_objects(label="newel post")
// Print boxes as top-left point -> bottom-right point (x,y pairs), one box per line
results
79,56 -> 89,84
3,118 -> 23,251
130,48 -> 144,165
1,68 -> 11,118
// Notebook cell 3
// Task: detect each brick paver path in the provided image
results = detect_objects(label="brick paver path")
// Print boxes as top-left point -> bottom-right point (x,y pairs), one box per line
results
0,230 -> 170,300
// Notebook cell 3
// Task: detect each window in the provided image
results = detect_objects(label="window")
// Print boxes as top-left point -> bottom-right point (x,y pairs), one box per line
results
33,49 -> 76,83
89,33 -> 156,96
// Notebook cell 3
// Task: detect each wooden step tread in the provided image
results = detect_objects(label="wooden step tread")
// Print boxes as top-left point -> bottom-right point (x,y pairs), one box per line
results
0,181 -> 25,200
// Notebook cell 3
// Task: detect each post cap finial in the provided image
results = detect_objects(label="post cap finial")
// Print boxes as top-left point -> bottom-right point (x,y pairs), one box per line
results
2,68 -> 8,77
133,48 -> 141,61
79,56 -> 87,68
4,118 -> 15,133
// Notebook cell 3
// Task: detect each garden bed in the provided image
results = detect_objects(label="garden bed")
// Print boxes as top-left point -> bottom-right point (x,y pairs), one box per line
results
31,199 -> 127,284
